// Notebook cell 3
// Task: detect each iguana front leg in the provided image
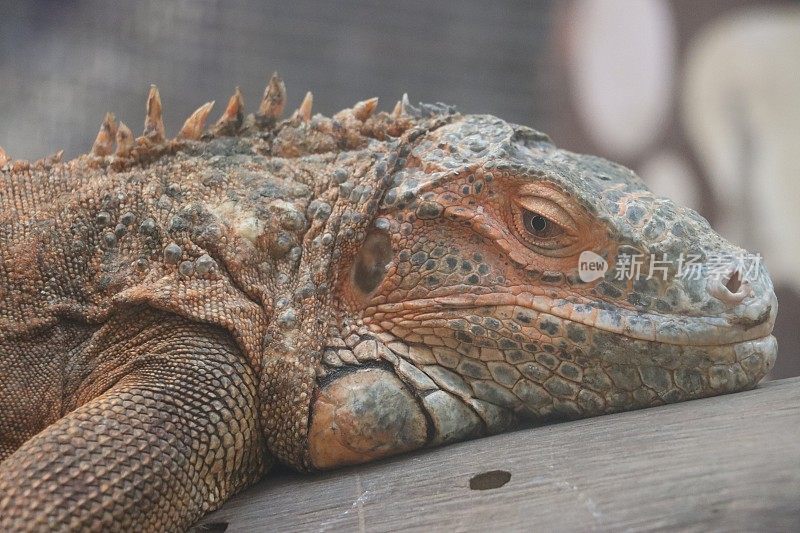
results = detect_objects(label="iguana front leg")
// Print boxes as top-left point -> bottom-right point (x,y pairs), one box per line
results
0,314 -> 268,531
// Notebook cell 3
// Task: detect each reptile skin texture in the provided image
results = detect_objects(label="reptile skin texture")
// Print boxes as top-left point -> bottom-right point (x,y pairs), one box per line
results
0,75 -> 777,530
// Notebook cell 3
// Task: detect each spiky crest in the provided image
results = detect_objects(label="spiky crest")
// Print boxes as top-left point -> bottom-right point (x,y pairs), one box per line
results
256,72 -> 286,123
294,91 -> 314,122
2,72 -> 457,174
178,102 -> 215,140
115,122 -> 134,157
212,87 -> 244,137
91,113 -> 117,156
391,99 -> 404,118
352,97 -> 379,121
143,85 -> 165,143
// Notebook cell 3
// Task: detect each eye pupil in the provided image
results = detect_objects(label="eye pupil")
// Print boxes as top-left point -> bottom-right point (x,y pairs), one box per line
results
529,214 -> 548,232
521,209 -> 563,242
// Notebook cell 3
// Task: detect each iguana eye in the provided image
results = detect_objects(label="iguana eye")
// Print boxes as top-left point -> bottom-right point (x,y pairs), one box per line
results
523,210 -> 562,238
512,196 -> 578,254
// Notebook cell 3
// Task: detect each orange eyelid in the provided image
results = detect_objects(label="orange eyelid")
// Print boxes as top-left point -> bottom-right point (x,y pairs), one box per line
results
515,196 -> 577,233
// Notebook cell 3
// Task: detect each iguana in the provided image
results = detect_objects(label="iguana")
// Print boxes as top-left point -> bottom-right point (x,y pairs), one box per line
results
0,73 -> 778,531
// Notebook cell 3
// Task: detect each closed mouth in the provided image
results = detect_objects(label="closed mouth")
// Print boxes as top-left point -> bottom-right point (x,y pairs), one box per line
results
371,290 -> 777,348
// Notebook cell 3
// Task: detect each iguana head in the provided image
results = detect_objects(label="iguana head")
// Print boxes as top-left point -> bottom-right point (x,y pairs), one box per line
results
306,110 -> 777,468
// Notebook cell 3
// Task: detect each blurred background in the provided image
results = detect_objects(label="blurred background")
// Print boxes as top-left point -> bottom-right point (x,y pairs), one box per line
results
1,0 -> 797,378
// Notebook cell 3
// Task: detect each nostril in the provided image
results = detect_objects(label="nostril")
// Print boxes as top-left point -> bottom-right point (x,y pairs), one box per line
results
708,266 -> 750,306
725,269 -> 742,294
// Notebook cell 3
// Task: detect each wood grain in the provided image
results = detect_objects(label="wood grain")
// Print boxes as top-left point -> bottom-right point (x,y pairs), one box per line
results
197,377 -> 800,532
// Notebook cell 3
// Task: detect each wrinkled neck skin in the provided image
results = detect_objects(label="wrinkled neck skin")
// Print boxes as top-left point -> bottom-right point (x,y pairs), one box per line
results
252,127 -> 420,469
228,113 -> 776,471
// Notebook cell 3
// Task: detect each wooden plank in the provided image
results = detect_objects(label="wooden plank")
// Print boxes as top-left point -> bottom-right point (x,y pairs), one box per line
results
196,378 -> 800,532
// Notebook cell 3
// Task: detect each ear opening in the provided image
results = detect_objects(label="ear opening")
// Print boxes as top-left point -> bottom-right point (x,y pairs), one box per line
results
352,229 -> 393,296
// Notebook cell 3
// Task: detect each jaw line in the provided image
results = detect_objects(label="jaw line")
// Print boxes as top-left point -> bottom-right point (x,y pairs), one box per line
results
369,291 -> 776,348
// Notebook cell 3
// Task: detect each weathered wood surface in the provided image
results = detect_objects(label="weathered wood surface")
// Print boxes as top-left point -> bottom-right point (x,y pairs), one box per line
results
197,377 -> 800,532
